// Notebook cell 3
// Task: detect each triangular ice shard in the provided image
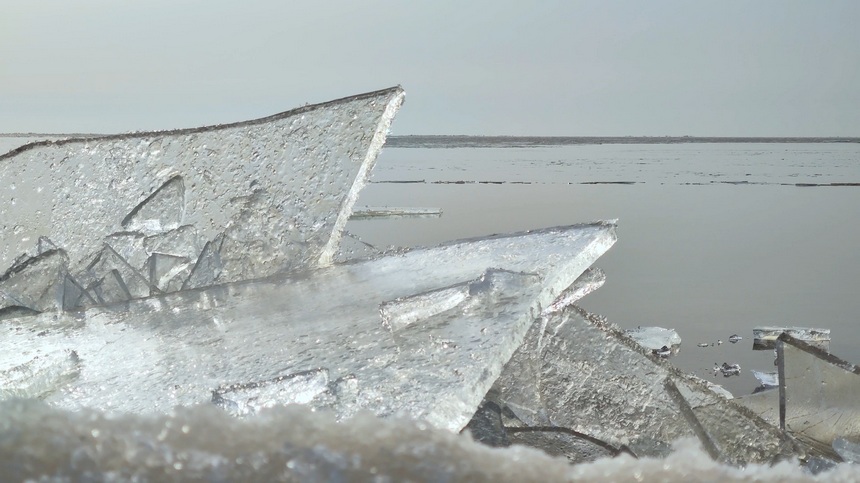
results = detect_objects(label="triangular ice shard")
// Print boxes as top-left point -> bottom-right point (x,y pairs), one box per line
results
182,236 -> 224,290
0,87 -> 405,299
0,222 -> 615,431
777,333 -> 860,447
147,253 -> 192,293
86,245 -> 157,299
0,249 -> 68,313
121,176 -> 185,234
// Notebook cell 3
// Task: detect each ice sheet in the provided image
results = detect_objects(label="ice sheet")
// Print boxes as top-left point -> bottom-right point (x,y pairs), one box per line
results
0,222 -> 616,432
0,87 -> 405,312
2,400 -> 858,482
777,334 -> 860,446
489,305 -> 804,465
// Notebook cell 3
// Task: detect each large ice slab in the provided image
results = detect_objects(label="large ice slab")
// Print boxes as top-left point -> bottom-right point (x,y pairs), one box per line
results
0,222 -> 616,432
487,305 -> 805,465
0,87 -> 405,313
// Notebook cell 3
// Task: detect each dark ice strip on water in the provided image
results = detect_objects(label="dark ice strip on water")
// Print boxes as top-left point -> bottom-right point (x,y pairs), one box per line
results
374,179 -> 860,187
387,135 -> 860,149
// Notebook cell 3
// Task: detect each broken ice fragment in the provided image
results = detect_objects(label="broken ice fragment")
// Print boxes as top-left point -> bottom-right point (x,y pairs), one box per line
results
102,232 -> 148,273
86,245 -> 157,299
754,326 -> 830,351
36,236 -> 58,255
0,249 -> 68,313
777,333 -> 860,446
715,362 -> 741,377
489,305 -> 803,464
93,269 -> 133,304
122,176 -> 185,234
624,326 -> 682,351
0,350 -> 80,400
542,267 -> 605,315
0,222 -> 616,431
0,87 -> 405,293
182,236 -> 224,290
350,206 -> 443,220
212,369 -> 330,417
728,334 -> 742,343
380,283 -> 470,332
61,274 -> 96,311
143,225 -> 203,262
147,253 -> 192,293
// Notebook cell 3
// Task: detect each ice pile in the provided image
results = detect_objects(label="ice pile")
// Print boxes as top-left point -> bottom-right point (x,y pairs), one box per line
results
1,87 -> 859,480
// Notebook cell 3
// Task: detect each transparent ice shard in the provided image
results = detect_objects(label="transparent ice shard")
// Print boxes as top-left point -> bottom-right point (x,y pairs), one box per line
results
0,222 -> 616,432
0,87 -> 405,291
350,206 -> 443,220
212,369 -> 330,417
754,326 -> 830,351
542,267 -> 605,315
147,253 -> 192,293
143,225 -> 203,262
102,232 -> 148,272
61,274 -> 96,311
0,350 -> 80,399
121,175 -> 185,234
624,326 -> 682,351
489,305 -> 803,464
0,249 -> 68,313
85,244 -> 157,299
777,333 -> 860,446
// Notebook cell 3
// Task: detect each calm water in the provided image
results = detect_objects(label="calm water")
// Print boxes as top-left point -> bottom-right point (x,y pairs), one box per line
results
349,142 -> 860,396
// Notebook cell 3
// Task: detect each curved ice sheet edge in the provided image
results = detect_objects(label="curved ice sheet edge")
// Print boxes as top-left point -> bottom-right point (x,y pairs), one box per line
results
0,221 -> 616,433
2,400 -> 858,482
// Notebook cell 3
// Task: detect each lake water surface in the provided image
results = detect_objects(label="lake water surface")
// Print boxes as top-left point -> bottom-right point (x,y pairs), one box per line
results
349,142 -> 860,396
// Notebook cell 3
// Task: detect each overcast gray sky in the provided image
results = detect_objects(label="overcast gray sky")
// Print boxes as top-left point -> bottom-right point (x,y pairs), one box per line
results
2,1 -> 859,136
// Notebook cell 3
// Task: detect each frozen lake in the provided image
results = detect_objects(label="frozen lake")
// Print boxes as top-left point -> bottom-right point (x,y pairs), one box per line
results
350,141 -> 860,396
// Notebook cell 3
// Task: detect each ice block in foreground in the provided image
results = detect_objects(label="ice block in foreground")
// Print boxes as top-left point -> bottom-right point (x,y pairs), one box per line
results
0,222 -> 616,432
0,87 -> 405,314
486,306 -> 805,465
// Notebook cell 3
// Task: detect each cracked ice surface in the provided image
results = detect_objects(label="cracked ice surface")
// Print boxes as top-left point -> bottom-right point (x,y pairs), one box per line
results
488,305 -> 804,465
0,222 -> 616,432
0,87 -> 405,313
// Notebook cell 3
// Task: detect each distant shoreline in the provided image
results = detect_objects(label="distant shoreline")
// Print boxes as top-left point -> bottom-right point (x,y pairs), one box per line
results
4,133 -> 858,146
388,135 -> 860,147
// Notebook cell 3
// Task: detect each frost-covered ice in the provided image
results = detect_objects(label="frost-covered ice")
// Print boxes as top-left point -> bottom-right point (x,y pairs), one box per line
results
350,206 -> 443,219
624,326 -> 682,350
0,222 -> 616,432
3,400 -> 859,482
754,326 -> 830,351
0,87 -> 405,314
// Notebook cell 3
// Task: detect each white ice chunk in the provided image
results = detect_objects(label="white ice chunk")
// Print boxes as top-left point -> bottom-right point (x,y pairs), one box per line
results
0,222 -> 616,432
624,326 -> 682,350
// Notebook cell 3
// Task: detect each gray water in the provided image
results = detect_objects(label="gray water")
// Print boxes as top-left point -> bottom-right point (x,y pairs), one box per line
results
349,141 -> 860,396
